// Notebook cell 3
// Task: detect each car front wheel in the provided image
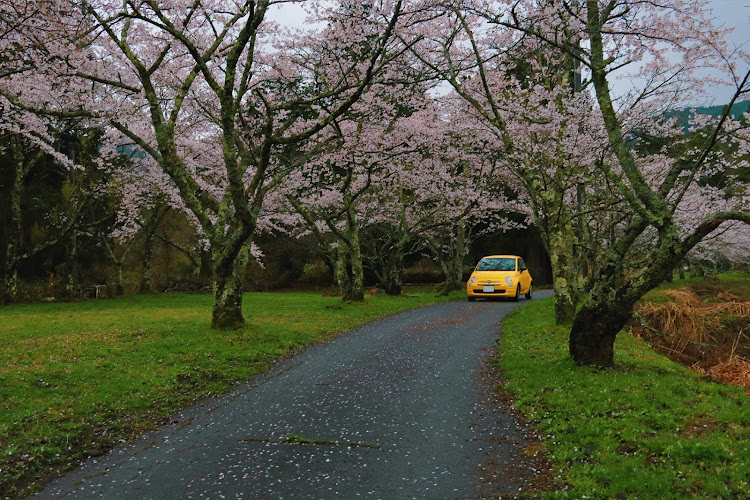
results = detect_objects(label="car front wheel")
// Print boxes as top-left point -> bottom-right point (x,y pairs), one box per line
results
525,285 -> 533,300
512,285 -> 520,302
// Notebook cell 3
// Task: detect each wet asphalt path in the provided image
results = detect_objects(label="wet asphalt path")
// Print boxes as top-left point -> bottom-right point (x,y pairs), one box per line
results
37,292 -> 552,499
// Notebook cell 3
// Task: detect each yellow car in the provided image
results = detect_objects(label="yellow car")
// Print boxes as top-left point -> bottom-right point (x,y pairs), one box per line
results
467,255 -> 533,302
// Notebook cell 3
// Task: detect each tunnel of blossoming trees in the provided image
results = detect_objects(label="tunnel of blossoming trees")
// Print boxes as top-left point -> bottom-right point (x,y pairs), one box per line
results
1,0 -> 748,365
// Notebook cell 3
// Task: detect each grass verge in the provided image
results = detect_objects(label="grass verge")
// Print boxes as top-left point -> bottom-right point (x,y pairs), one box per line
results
0,287 -> 461,497
498,295 -> 750,499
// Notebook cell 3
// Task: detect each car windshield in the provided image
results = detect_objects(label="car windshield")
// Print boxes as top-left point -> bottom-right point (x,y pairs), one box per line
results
476,257 -> 516,272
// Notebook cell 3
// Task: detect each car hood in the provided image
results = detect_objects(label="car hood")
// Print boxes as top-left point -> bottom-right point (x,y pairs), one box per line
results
471,271 -> 517,282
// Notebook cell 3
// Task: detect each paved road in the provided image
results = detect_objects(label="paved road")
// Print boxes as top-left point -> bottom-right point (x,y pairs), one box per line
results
38,292 -> 551,499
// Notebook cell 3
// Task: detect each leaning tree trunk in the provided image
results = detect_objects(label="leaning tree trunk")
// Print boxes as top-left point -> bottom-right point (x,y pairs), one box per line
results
568,242 -> 637,367
211,244 -> 249,329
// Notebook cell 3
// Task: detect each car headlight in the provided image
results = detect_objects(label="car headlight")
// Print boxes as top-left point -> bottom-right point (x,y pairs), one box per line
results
470,277 -> 476,283
504,277 -> 512,283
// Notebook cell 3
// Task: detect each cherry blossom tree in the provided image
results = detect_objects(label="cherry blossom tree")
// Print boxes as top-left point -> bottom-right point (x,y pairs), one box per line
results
101,154 -> 180,295
280,88 -> 423,300
404,3 -> 609,322
282,89 -> 527,298
470,0 -> 750,365
53,0 -> 416,327
400,102 -> 529,292
399,0 -> 749,365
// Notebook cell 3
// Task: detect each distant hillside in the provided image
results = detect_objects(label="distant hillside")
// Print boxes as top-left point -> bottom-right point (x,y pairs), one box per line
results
667,99 -> 749,129
688,99 -> 749,118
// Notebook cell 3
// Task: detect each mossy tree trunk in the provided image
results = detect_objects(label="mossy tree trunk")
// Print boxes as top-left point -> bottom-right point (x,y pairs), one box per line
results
449,222 -> 466,290
569,222 -> 673,366
337,208 -> 365,302
335,246 -> 353,300
548,228 -> 581,324
211,243 -> 249,329
522,168 -> 586,324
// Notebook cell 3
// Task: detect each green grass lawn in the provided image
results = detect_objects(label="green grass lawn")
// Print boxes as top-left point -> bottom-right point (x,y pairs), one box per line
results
0,288 -> 461,497
499,295 -> 750,499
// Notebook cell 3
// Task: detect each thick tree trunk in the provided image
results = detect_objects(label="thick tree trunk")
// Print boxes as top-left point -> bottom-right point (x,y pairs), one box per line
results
569,235 -> 679,366
335,209 -> 364,302
569,301 -> 632,366
336,244 -> 364,302
211,245 -> 248,329
335,248 -> 353,299
383,249 -> 404,295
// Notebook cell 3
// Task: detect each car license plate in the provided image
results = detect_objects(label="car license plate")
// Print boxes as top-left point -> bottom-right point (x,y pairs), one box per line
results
483,285 -> 495,293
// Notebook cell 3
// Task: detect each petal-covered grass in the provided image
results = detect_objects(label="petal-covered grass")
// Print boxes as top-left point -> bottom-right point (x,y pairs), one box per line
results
499,296 -> 750,499
0,288 -> 461,497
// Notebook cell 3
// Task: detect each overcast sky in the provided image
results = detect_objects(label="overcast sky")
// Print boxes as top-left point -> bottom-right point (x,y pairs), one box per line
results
698,0 -> 750,104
